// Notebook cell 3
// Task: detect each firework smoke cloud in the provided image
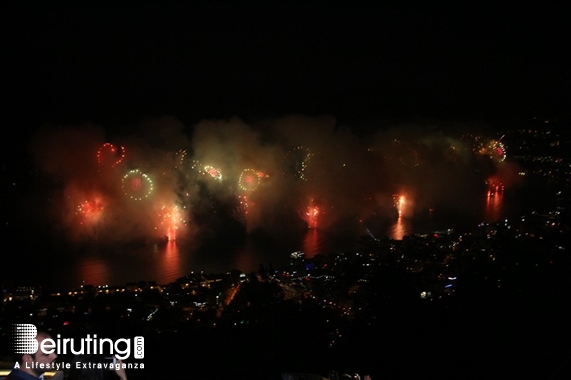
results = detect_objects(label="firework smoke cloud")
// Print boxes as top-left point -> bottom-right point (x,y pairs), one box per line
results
22,115 -> 519,245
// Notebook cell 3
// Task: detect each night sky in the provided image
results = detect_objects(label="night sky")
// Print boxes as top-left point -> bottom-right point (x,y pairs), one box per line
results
2,1 -> 570,137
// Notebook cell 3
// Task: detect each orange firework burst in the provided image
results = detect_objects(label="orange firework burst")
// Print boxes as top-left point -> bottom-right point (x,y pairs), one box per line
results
393,194 -> 406,217
300,199 -> 320,229
76,199 -> 104,225
306,206 -> 319,228
156,205 -> 185,241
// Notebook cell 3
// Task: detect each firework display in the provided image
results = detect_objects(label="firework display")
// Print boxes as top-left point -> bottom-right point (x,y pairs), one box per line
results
305,204 -> 319,229
469,135 -> 508,163
156,204 -> 186,241
76,198 -> 104,225
488,139 -> 507,162
23,117 -> 518,245
238,169 -> 265,192
289,145 -> 313,180
393,194 -> 406,217
233,194 -> 254,233
97,142 -> 125,170
204,165 -> 223,181
122,169 -> 154,200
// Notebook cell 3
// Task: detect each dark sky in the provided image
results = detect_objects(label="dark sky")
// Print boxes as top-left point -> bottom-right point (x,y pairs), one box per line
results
2,1 -> 570,135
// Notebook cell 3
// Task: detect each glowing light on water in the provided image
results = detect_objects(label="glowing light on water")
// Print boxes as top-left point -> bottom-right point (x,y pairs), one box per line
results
485,188 -> 504,222
391,214 -> 406,240
486,177 -> 505,197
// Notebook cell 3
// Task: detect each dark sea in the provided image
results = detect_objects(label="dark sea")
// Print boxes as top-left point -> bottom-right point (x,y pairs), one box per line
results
2,176 -> 563,292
